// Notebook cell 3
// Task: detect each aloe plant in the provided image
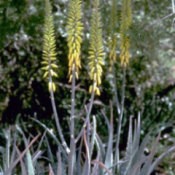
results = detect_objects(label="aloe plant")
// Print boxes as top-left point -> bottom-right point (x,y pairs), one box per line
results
0,125 -> 42,175
38,0 -> 175,175
1,0 -> 175,174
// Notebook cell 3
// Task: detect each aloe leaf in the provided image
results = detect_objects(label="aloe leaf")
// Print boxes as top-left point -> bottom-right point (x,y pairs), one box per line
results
95,134 -> 105,160
77,137 -> 83,175
4,134 -> 40,175
90,116 -> 97,158
133,113 -> 141,151
32,150 -> 43,163
132,133 -> 150,165
120,114 -> 141,175
126,115 -> 150,173
148,145 -> 175,175
31,118 -> 67,158
49,164 -> 55,175
121,116 -> 133,175
129,155 -> 147,175
15,146 -> 27,175
16,125 -> 35,175
10,132 -> 17,166
27,150 -> 35,175
102,110 -> 113,174
31,118 -> 60,145
140,133 -> 160,175
4,129 -> 11,171
92,160 -> 112,175
45,136 -> 54,163
91,139 -> 101,175
82,131 -> 90,175
56,150 -> 62,175
125,116 -> 133,160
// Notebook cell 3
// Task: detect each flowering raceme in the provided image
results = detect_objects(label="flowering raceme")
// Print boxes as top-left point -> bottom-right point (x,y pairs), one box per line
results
88,0 -> 105,96
108,0 -> 117,71
120,0 -> 132,67
42,0 -> 58,92
67,0 -> 83,82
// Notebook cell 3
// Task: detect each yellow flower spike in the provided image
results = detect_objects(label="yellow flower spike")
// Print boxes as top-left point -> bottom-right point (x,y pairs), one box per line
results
109,0 -> 117,71
120,0 -> 132,67
42,0 -> 58,92
67,0 -> 83,82
88,0 -> 104,96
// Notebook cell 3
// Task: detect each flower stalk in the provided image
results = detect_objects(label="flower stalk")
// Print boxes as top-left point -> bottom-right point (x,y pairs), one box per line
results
120,0 -> 132,67
108,0 -> 118,71
88,0 -> 104,96
66,0 -> 83,175
42,0 -> 58,92
42,0 -> 69,154
67,0 -> 83,82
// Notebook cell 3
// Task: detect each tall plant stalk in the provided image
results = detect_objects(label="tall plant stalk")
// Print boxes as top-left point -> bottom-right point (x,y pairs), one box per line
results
112,65 -> 121,115
66,0 -> 83,174
88,0 -> 104,96
42,0 -> 69,154
115,68 -> 126,172
68,66 -> 76,175
49,81 -> 70,154
75,86 -> 95,143
38,0 -> 175,174
114,0 -> 132,170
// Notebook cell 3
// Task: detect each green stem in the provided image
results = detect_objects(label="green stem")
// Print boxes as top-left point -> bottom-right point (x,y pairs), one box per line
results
49,76 -> 70,154
115,67 -> 126,172
75,83 -> 95,143
68,65 -> 76,175
112,64 -> 121,115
